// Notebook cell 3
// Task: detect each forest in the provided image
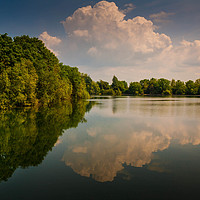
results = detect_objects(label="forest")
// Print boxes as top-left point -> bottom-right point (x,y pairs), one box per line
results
0,33 -> 89,109
1,33 -> 200,110
84,75 -> 200,96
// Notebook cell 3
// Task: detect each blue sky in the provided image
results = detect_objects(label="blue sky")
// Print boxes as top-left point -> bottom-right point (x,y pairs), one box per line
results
1,0 -> 200,82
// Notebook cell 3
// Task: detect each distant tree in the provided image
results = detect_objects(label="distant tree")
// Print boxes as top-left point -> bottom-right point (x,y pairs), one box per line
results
103,89 -> 115,95
97,80 -> 111,95
83,74 -> 100,95
195,79 -> 200,95
111,75 -> 127,95
60,64 -> 89,99
118,80 -> 128,93
140,79 -> 150,94
111,76 -> 119,90
90,81 -> 100,95
157,78 -> 171,95
148,78 -> 160,94
171,79 -> 176,94
174,80 -> 186,95
129,82 -> 143,95
186,80 -> 198,95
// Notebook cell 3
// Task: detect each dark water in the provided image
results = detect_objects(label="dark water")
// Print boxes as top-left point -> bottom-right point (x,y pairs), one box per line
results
0,97 -> 200,199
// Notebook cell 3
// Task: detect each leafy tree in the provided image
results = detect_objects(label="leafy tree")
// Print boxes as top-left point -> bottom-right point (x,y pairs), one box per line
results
195,79 -> 200,95
140,79 -> 150,94
83,74 -> 100,95
111,75 -> 119,90
97,80 -> 111,95
186,80 -> 197,95
171,79 -> 176,94
174,80 -> 186,95
118,80 -> 128,93
111,75 -> 127,95
157,78 -> 171,95
0,34 -> 90,109
148,78 -> 160,94
128,82 -> 143,95
60,65 -> 89,99
103,89 -> 115,95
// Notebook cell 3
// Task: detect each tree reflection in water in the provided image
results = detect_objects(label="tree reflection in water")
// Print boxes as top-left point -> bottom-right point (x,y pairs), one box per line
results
0,100 -> 94,182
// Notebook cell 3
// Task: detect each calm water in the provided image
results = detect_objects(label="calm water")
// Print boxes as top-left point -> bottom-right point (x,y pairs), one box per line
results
0,97 -> 200,199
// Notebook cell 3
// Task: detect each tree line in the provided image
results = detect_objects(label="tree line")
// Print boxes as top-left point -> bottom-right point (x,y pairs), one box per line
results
0,33 -> 89,109
84,75 -> 200,96
1,33 -> 200,110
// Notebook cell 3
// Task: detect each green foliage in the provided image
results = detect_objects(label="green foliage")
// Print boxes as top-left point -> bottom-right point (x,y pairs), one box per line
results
97,80 -> 112,95
172,80 -> 186,95
111,75 -> 128,95
195,79 -> 200,95
103,89 -> 115,95
185,80 -> 198,95
140,79 -> 150,94
0,59 -> 38,108
148,78 -> 159,94
157,78 -> 171,95
0,34 -> 89,109
90,76 -> 200,96
60,64 -> 89,99
129,82 -> 143,95
83,74 -> 100,95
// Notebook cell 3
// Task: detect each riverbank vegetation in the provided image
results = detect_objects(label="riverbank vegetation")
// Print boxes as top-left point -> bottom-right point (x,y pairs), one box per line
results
0,33 -> 89,109
84,75 -> 200,96
1,33 -> 200,110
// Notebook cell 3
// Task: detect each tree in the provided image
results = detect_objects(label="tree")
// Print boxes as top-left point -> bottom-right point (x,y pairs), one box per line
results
0,34 -> 90,109
157,78 -> 171,95
171,79 -> 176,94
111,75 -> 127,95
83,74 -> 100,95
97,80 -> 112,95
186,80 -> 198,95
195,79 -> 200,95
174,80 -> 186,95
140,79 -> 150,94
128,82 -> 143,95
148,78 -> 160,94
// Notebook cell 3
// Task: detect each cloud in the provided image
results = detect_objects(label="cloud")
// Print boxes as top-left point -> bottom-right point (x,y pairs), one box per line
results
149,11 -> 175,23
122,3 -> 136,13
40,1 -> 200,82
39,31 -> 61,56
60,1 -> 171,66
61,98 -> 200,182
173,40 -> 200,67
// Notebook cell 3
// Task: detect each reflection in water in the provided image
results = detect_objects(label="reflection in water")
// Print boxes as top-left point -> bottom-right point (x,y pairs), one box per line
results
62,97 -> 200,182
0,100 -> 94,182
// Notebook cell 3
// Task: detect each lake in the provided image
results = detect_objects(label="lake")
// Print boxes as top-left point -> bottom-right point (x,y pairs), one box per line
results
0,96 -> 200,199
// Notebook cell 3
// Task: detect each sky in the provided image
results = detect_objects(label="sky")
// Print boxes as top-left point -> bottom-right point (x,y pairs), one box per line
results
1,0 -> 200,82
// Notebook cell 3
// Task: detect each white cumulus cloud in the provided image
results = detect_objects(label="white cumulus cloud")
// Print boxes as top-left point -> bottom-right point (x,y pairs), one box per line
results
60,0 -> 172,66
39,31 -> 61,56
39,1 -> 200,82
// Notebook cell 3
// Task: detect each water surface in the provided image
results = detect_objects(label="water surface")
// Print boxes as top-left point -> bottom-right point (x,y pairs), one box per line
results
0,97 -> 200,199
